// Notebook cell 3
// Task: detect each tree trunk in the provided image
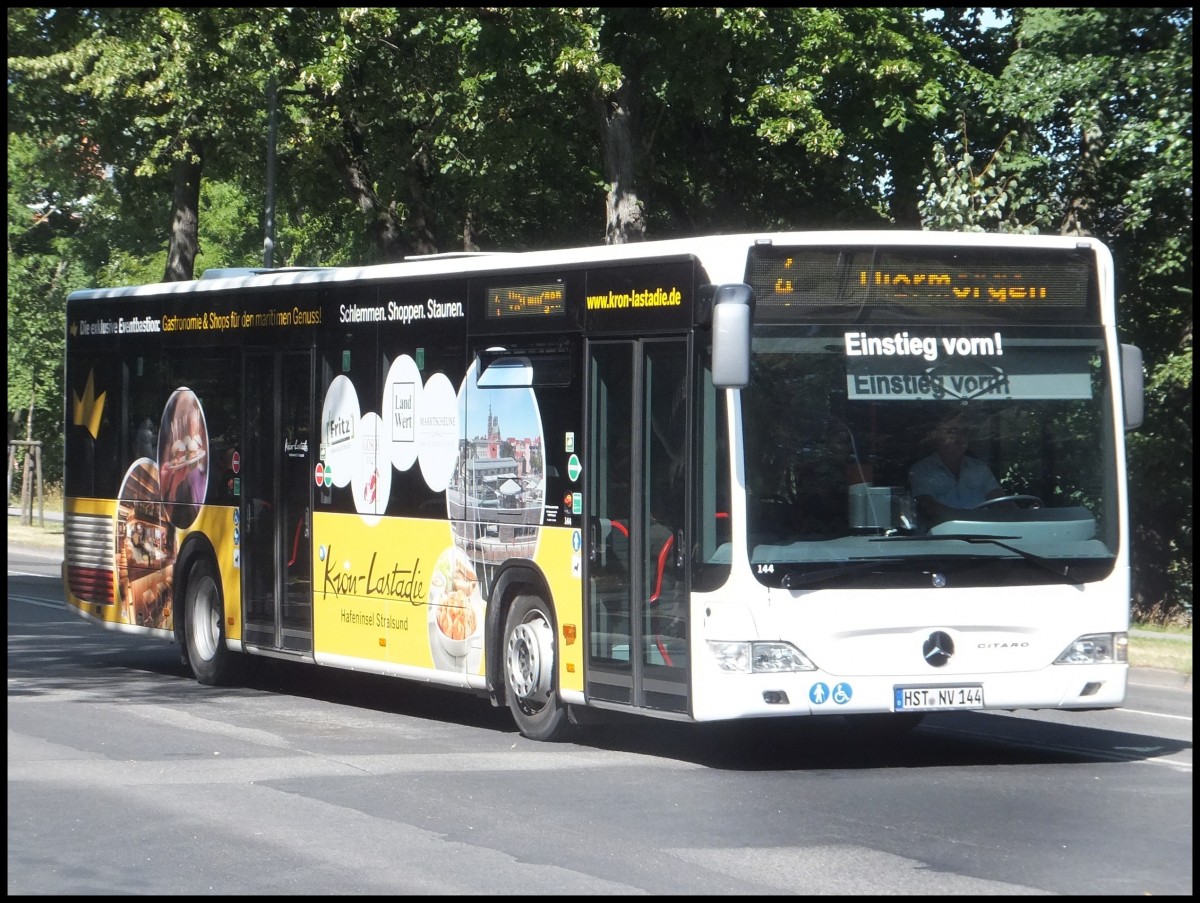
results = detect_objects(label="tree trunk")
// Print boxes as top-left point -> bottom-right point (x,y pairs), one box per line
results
403,164 -> 439,258
1060,123 -> 1102,237
462,211 -> 480,252
887,140 -> 926,228
592,79 -> 645,245
20,386 -> 36,525
163,135 -> 204,282
329,116 -> 410,261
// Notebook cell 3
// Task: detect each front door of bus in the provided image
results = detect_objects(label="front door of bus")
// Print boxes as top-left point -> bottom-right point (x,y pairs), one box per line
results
585,338 -> 689,713
242,351 -> 314,654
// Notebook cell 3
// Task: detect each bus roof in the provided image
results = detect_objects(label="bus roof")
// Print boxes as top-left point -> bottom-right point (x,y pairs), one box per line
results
66,231 -> 1110,302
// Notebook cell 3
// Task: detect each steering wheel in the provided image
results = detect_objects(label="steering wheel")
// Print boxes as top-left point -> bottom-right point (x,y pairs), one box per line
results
975,494 -> 1043,509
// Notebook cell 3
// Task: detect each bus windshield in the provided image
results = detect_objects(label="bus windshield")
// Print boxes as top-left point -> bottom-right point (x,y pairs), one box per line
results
740,325 -> 1120,588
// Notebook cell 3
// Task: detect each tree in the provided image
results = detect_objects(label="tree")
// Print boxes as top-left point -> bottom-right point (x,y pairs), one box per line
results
742,8 -> 968,227
986,8 -> 1192,620
9,9 -> 291,280
918,123 -> 1047,232
260,8 -> 603,259
6,131 -> 99,488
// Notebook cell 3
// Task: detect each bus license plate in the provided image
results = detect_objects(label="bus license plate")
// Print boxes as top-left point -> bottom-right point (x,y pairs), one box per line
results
894,685 -> 984,711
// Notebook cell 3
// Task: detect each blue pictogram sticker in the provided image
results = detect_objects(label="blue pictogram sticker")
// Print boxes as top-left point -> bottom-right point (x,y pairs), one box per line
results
809,682 -> 830,704
832,683 -> 853,704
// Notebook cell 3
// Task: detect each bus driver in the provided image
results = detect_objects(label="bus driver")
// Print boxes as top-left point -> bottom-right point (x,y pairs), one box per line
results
908,412 -> 1004,518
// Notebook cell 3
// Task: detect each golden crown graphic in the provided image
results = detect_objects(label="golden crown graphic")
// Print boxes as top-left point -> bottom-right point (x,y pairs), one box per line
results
71,370 -> 106,440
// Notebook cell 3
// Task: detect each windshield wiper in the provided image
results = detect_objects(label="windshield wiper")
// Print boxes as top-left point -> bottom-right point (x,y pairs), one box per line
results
871,533 -> 1084,586
778,560 -> 887,589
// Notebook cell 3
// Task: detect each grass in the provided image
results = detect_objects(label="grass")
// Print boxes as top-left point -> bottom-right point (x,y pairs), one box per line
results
1129,623 -> 1193,676
9,480 -> 63,512
7,515 -> 64,547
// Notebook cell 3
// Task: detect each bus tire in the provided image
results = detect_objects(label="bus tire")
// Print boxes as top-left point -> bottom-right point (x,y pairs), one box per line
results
503,594 -> 570,741
183,558 -> 241,686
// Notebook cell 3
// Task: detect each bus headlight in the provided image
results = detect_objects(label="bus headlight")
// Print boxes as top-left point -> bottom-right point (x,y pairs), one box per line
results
707,641 -> 817,673
1054,632 -> 1127,665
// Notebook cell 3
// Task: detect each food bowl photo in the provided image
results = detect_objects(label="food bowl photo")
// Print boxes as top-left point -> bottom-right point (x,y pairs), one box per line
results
427,546 -> 482,660
434,591 -> 478,658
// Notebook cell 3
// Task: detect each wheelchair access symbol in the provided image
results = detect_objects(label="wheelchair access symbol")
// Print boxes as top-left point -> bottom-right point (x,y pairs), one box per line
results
809,682 -> 854,705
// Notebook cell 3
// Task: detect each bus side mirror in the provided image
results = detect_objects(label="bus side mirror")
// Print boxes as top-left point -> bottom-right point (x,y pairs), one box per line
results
1120,343 -> 1144,431
711,283 -> 753,388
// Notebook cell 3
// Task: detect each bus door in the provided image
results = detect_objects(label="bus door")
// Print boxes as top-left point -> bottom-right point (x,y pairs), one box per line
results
242,350 -> 314,655
586,338 -> 690,714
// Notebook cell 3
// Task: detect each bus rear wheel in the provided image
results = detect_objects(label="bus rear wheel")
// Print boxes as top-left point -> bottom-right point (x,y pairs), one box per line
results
184,558 -> 241,686
503,594 -> 569,741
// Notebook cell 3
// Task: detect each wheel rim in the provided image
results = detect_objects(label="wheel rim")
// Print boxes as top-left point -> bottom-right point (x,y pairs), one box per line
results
189,573 -> 221,662
506,611 -> 554,711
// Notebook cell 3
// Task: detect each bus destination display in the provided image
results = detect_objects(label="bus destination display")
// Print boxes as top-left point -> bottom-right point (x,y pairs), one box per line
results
486,281 -> 566,319
747,246 -> 1092,317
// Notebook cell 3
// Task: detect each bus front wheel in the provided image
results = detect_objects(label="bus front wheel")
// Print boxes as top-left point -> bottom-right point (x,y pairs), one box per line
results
503,594 -> 570,741
184,558 -> 241,686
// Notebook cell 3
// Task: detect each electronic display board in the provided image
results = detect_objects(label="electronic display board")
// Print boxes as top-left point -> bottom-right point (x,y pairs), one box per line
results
486,281 -> 566,320
746,245 -> 1096,322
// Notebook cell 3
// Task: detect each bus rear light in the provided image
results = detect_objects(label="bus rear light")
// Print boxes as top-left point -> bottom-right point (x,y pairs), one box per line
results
707,640 -> 816,673
1054,632 -> 1127,665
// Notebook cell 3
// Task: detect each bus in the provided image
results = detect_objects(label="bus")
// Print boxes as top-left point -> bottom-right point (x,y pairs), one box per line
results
62,230 -> 1145,740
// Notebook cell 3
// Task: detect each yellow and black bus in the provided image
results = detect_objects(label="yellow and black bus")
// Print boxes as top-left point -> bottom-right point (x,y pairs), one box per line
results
63,230 -> 1144,740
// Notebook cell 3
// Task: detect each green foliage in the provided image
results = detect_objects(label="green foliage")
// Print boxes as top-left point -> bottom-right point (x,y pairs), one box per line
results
920,8 -> 1193,621
6,133 -> 81,483
919,127 -> 1047,232
195,180 -> 268,271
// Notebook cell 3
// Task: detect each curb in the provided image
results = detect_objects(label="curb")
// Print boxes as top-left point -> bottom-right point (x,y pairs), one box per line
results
8,506 -> 64,522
